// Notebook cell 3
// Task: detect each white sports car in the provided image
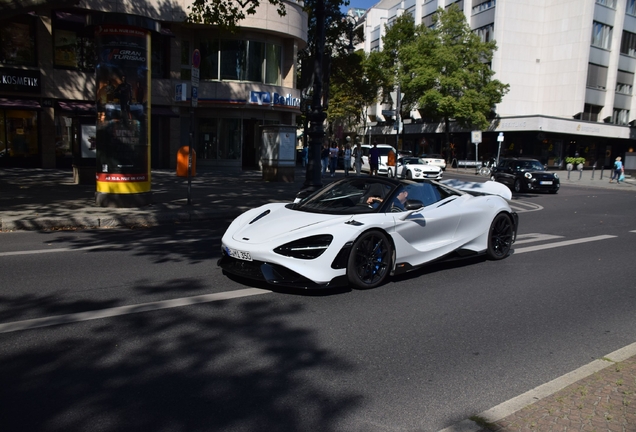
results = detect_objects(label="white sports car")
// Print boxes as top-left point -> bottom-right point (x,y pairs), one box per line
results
389,157 -> 443,180
219,177 -> 518,289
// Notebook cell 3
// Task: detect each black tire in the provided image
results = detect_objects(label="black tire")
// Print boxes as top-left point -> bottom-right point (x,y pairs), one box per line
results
513,178 -> 522,193
487,213 -> 514,260
406,170 -> 413,180
347,230 -> 392,289
388,168 -> 393,178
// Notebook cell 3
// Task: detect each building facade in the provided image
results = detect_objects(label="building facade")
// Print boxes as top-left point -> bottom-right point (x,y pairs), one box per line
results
0,0 -> 306,172
357,0 -> 636,168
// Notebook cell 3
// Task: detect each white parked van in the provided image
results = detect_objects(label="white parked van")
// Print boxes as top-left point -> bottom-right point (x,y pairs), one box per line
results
354,144 -> 397,175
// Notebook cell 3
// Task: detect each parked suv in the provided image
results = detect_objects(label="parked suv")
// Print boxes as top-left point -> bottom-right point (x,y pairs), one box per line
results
491,157 -> 560,193
354,144 -> 397,175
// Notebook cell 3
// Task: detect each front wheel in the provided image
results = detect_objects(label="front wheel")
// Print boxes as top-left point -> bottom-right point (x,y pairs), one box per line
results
513,178 -> 522,193
347,231 -> 393,289
487,213 -> 514,260
387,168 -> 393,178
479,167 -> 491,177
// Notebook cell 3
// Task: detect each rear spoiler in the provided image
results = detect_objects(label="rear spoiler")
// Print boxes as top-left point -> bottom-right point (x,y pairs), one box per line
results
440,179 -> 512,201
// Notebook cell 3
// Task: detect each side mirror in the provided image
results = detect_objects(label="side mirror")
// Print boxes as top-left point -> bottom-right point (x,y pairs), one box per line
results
404,200 -> 424,210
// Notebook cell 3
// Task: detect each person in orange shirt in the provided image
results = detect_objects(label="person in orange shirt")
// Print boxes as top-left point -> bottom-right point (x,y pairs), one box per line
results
387,148 -> 396,178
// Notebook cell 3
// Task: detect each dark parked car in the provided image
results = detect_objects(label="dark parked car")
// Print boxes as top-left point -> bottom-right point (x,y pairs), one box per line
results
491,157 -> 560,194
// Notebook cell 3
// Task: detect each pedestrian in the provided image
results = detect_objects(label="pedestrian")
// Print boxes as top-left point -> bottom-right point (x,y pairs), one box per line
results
321,143 -> 329,177
610,156 -> 623,183
355,142 -> 362,175
301,145 -> 308,168
329,141 -> 339,177
369,141 -> 380,176
387,147 -> 396,178
343,142 -> 352,176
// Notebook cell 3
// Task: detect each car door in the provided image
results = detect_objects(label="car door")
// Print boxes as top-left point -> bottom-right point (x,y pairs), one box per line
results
391,183 -> 464,265
495,159 -> 513,187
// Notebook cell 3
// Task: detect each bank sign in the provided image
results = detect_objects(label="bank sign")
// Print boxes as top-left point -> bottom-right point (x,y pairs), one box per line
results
0,68 -> 41,93
250,91 -> 300,108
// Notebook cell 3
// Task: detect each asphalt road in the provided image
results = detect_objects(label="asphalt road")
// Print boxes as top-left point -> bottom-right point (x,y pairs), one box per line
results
0,184 -> 635,432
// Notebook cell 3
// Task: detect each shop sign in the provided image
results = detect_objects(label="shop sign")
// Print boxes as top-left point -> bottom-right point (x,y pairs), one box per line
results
0,67 -> 41,93
250,90 -> 300,108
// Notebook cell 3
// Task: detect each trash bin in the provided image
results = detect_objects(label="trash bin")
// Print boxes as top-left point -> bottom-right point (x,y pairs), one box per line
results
177,146 -> 196,177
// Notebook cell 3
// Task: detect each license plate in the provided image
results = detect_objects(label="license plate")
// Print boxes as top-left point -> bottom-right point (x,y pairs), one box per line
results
540,181 -> 553,185
225,247 -> 252,261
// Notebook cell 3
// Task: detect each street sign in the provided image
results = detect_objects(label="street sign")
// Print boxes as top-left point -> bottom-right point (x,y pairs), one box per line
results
497,132 -> 504,142
191,86 -> 198,107
471,130 -> 482,144
191,49 -> 200,108
191,67 -> 199,88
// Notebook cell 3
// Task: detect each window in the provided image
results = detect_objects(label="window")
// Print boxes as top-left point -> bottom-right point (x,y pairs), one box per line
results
151,32 -> 169,79
475,24 -> 494,43
628,0 -> 636,16
472,0 -> 496,14
220,39 -> 246,81
52,12 -> 95,71
596,0 -> 616,7
620,30 -> 636,56
1,15 -> 36,66
613,108 -> 629,125
265,43 -> 281,85
591,21 -> 612,49
582,104 -> 602,122
200,39 -> 219,80
586,63 -> 608,89
199,38 -> 280,84
616,70 -> 634,94
246,41 -> 263,82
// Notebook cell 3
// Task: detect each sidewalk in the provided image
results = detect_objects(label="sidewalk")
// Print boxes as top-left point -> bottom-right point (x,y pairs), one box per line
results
1,166 -> 636,431
1,166 -> 633,232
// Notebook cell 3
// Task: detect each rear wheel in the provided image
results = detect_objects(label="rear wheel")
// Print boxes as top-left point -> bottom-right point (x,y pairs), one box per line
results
347,231 -> 392,289
487,213 -> 514,260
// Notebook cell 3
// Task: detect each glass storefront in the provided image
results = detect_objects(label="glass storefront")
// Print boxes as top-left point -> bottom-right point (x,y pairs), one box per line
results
0,110 -> 39,163
198,118 -> 241,160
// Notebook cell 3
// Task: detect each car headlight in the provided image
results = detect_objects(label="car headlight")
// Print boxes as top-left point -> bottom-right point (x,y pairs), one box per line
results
413,168 -> 422,173
274,235 -> 333,259
524,172 -> 533,179
553,173 -> 559,179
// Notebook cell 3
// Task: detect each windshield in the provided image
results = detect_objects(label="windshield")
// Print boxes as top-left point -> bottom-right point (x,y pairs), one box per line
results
515,160 -> 545,171
290,178 -> 460,214
402,157 -> 426,165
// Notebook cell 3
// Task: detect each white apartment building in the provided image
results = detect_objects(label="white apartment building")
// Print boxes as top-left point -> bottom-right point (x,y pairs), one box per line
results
357,0 -> 636,168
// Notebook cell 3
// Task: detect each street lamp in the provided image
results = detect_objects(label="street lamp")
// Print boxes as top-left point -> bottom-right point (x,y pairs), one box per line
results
297,0 -> 327,201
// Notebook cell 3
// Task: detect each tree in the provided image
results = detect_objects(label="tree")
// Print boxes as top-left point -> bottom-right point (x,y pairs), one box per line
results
412,5 -> 509,159
186,0 -> 287,31
327,50 -> 382,135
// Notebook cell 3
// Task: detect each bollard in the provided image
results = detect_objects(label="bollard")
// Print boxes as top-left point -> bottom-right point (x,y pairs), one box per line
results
579,168 -> 583,180
591,164 -> 595,180
600,166 -> 604,180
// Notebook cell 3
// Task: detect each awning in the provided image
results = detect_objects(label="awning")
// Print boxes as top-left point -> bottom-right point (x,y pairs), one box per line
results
0,98 -> 41,110
151,106 -> 179,117
57,101 -> 96,115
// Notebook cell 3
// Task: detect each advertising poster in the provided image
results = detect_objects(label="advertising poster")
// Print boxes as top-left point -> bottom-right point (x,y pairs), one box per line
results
81,124 -> 97,158
95,25 -> 151,195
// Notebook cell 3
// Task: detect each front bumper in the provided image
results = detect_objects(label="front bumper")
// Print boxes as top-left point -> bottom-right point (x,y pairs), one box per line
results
218,255 -> 348,289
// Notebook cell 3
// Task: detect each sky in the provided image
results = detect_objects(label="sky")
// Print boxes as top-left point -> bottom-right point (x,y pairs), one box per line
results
343,0 -> 378,13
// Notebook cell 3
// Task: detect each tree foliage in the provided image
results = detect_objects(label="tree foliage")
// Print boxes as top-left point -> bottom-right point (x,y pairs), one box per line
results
186,0 -> 286,31
327,51 -> 382,129
376,5 -> 508,132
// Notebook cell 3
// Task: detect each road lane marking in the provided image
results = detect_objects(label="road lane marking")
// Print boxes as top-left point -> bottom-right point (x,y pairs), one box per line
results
514,233 -> 564,245
508,201 -> 544,213
514,235 -> 616,254
0,288 -> 271,334
0,237 -> 219,257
